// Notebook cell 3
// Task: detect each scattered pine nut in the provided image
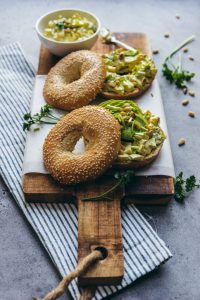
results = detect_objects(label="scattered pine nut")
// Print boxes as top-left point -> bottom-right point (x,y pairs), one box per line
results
153,49 -> 159,54
183,87 -> 188,94
178,138 -> 185,146
164,33 -> 170,38
188,90 -> 195,97
182,99 -> 189,106
189,55 -> 194,61
183,47 -> 188,53
176,14 -> 180,19
188,111 -> 195,118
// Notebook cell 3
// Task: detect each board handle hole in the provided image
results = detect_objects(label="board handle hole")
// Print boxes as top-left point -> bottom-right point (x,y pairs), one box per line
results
94,246 -> 108,260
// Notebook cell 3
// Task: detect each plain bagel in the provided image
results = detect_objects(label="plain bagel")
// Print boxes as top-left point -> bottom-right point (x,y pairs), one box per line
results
43,50 -> 106,110
43,106 -> 121,185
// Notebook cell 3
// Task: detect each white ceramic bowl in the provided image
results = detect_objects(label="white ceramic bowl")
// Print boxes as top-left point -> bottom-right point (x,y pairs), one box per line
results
36,8 -> 101,57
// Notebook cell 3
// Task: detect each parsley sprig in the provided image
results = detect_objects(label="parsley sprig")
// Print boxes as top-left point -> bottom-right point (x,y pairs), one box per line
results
174,172 -> 199,202
162,35 -> 195,90
23,104 -> 61,132
82,170 -> 135,201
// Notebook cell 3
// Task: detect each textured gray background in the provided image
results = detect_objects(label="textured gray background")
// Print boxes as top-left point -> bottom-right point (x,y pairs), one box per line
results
0,0 -> 200,299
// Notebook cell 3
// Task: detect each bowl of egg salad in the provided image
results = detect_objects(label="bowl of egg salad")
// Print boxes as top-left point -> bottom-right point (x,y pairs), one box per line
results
36,9 -> 101,57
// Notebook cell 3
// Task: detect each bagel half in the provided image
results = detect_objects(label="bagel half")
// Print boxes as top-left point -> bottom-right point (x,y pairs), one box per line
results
43,50 -> 106,110
101,48 -> 157,99
113,141 -> 164,169
99,100 -> 166,169
102,80 -> 153,99
43,105 -> 121,185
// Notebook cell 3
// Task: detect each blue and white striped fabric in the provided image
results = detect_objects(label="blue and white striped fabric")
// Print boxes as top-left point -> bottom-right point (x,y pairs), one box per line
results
0,43 -> 172,300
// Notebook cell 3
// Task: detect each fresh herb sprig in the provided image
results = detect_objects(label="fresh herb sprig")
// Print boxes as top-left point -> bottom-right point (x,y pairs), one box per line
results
55,21 -> 65,30
162,35 -> 195,90
82,170 -> 135,201
23,104 -> 61,132
174,172 -> 199,202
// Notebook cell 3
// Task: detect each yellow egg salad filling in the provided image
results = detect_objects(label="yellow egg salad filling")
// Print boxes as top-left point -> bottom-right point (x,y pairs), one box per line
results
100,100 -> 166,162
102,48 -> 157,95
44,13 -> 97,42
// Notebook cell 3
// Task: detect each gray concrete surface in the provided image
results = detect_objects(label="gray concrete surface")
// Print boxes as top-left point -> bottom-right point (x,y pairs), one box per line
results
0,0 -> 200,299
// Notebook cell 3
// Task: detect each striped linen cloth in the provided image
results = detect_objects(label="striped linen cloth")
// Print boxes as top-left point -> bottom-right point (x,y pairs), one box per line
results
0,43 -> 172,300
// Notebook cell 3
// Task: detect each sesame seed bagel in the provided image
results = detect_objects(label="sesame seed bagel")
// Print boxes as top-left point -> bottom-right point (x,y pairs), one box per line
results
43,106 -> 121,185
43,50 -> 106,110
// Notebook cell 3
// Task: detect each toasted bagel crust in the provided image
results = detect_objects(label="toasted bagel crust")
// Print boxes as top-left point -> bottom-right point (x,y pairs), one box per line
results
101,78 -> 154,99
43,106 -> 121,185
114,142 -> 163,169
43,50 -> 106,110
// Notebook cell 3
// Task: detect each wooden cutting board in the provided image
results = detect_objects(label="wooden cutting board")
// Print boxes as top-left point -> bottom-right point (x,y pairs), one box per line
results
22,33 -> 174,286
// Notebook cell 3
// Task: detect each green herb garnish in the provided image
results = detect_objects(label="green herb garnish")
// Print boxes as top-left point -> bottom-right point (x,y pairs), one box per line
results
23,104 -> 61,132
82,170 -> 135,201
174,172 -> 199,202
55,21 -> 65,30
162,35 -> 195,90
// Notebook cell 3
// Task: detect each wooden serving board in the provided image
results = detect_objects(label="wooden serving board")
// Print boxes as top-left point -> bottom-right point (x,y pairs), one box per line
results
24,33 -> 174,205
22,33 -> 174,286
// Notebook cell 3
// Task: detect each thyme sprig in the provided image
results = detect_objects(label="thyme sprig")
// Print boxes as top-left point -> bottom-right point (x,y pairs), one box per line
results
82,170 -> 135,201
162,35 -> 195,90
174,172 -> 200,202
23,104 -> 61,132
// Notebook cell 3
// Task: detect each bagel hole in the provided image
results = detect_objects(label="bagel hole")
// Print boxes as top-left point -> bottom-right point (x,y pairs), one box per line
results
72,136 -> 85,154
62,62 -> 81,84
67,72 -> 81,84
61,131 -> 85,155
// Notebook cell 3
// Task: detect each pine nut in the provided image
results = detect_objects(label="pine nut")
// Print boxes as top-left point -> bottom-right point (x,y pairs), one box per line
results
178,138 -> 185,146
